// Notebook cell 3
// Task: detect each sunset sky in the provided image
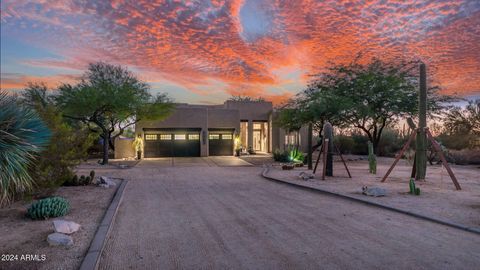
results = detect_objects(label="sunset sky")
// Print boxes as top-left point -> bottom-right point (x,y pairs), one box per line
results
1,0 -> 479,105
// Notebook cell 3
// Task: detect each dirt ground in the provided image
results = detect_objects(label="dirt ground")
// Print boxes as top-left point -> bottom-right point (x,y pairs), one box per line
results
267,156 -> 480,229
0,168 -> 121,270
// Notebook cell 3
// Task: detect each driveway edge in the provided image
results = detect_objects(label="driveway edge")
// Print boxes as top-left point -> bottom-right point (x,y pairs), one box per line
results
261,166 -> 480,236
79,179 -> 129,270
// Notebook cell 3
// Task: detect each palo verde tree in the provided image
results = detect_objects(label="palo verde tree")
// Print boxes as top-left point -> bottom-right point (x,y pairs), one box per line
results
55,62 -> 172,164
306,57 -> 451,153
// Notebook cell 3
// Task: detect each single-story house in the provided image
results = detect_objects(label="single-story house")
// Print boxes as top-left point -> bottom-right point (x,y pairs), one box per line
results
115,100 -> 313,158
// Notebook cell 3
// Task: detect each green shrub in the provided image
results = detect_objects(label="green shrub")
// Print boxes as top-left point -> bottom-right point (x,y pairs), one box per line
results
20,84 -> 95,190
289,148 -> 305,163
273,149 -> 290,162
27,196 -> 69,220
377,129 -> 405,157
351,133 -> 369,155
334,135 -> 355,154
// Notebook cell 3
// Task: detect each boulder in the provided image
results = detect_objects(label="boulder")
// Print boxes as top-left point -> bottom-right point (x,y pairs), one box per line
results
362,186 -> 386,197
99,176 -> 117,187
53,220 -> 80,234
47,233 -> 73,247
299,172 -> 314,180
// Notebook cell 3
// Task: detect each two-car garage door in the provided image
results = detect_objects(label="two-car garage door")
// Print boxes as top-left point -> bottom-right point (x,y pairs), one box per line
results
144,129 -> 200,158
143,128 -> 234,157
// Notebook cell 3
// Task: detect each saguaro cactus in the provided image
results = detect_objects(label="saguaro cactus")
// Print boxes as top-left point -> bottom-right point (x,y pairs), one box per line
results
415,63 -> 427,181
368,141 -> 377,174
323,122 -> 334,176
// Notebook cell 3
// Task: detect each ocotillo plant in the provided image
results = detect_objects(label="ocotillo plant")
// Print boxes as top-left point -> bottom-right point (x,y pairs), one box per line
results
368,141 -> 377,174
415,63 -> 427,180
323,122 -> 334,176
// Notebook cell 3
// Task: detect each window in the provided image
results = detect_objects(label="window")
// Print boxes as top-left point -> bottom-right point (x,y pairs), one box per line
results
145,134 -> 157,141
209,134 -> 220,140
159,134 -> 171,140
174,134 -> 186,140
253,123 -> 262,129
188,134 -> 199,140
222,134 -> 232,140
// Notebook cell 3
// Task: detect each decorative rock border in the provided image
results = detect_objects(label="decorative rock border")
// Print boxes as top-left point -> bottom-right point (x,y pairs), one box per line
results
261,166 -> 480,236
79,179 -> 129,270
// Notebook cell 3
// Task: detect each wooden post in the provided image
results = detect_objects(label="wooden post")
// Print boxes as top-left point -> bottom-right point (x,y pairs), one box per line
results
335,143 -> 352,178
313,143 -> 323,174
308,123 -> 313,170
426,129 -> 461,190
415,63 -> 427,181
381,131 -> 416,182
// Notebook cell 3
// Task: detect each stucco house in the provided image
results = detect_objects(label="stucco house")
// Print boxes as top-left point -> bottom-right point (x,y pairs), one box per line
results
115,100 -> 312,158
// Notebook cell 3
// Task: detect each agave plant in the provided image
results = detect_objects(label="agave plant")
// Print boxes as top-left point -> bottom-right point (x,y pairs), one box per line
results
289,148 -> 305,163
0,91 -> 51,206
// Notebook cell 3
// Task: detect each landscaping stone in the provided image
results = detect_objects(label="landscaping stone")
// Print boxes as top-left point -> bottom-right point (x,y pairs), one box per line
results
362,186 -> 387,197
47,233 -> 74,247
282,164 -> 295,170
53,220 -> 80,234
98,176 -> 117,188
299,172 -> 314,180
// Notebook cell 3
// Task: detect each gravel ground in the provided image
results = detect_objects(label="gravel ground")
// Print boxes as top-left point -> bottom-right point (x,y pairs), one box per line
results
98,161 -> 480,270
0,178 -> 119,270
268,157 -> 480,229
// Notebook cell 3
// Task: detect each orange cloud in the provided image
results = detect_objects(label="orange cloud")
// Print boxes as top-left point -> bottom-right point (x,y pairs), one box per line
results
1,0 -> 479,103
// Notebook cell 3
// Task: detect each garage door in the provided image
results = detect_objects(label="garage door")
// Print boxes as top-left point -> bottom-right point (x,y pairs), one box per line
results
143,129 -> 200,157
208,131 -> 233,156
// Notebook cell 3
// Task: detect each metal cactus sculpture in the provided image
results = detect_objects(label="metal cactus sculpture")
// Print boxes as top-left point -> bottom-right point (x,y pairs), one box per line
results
415,63 -> 427,181
368,141 -> 377,174
323,122 -> 334,176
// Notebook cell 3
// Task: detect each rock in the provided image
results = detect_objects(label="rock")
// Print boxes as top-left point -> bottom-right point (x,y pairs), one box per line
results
47,233 -> 73,247
99,176 -> 117,187
362,186 -> 386,197
53,220 -> 80,234
299,172 -> 314,180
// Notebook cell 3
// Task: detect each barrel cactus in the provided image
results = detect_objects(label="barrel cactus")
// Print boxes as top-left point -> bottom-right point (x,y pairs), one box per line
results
27,196 -> 70,220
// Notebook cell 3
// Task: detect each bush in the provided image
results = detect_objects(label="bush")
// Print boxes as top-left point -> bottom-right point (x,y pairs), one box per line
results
437,133 -> 475,150
377,129 -> 406,157
448,149 -> 480,165
334,135 -> 355,154
273,149 -> 290,162
27,196 -> 69,220
351,133 -> 369,155
28,106 -> 95,189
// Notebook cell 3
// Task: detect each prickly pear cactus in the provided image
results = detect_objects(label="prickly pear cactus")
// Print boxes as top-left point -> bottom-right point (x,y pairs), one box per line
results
27,196 -> 70,220
368,141 -> 377,174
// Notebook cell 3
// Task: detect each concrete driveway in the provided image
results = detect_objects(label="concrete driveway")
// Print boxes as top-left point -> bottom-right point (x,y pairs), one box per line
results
140,156 -> 253,167
98,163 -> 480,270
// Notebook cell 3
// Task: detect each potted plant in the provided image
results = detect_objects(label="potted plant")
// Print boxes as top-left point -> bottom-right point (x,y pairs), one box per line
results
132,135 -> 144,160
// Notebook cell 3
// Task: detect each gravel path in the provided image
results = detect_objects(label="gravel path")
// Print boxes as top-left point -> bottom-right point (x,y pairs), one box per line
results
98,162 -> 480,270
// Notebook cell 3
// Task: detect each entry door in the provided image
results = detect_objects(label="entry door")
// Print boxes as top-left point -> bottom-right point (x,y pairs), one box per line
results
253,130 -> 262,151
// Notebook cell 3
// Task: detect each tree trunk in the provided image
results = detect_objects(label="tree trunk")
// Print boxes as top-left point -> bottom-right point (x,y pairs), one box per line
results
102,130 -> 109,165
307,123 -> 313,170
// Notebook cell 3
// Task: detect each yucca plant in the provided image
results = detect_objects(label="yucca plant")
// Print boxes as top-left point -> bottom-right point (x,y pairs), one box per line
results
0,91 -> 51,206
